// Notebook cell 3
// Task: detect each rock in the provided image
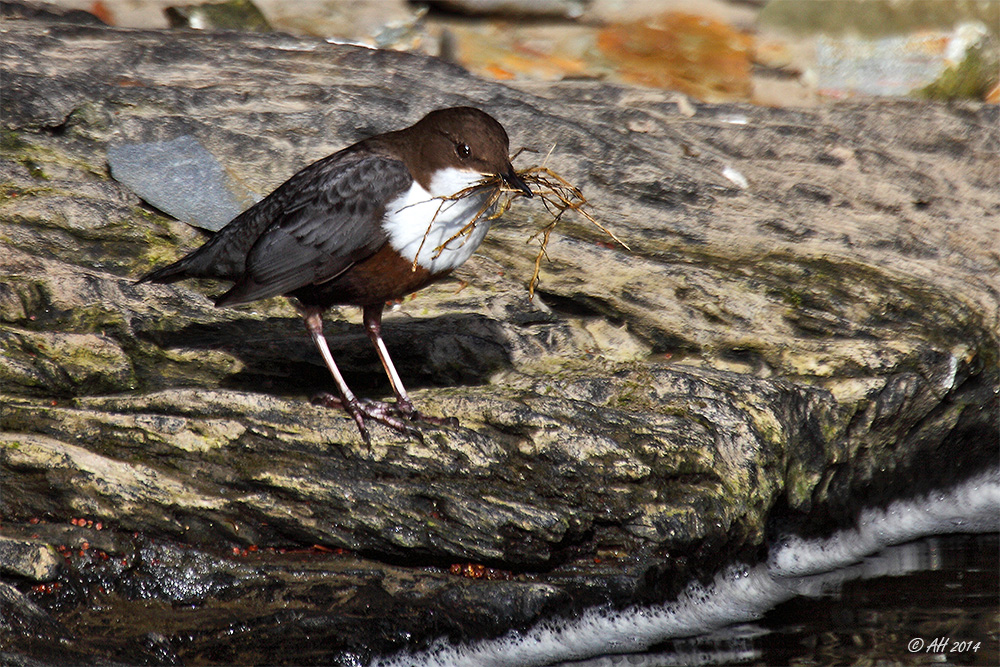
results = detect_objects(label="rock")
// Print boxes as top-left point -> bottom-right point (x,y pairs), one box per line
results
165,0 -> 272,33
107,135 -> 258,231
0,538 -> 61,582
0,328 -> 136,397
596,12 -> 754,101
757,0 -> 1000,103
0,7 -> 996,663
0,0 -> 108,26
0,581 -> 71,654
430,0 -> 587,19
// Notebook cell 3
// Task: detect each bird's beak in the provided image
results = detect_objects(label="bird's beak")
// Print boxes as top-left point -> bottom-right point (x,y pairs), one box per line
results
501,164 -> 533,197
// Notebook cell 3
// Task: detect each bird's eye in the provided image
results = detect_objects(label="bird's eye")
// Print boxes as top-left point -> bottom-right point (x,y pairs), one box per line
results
456,143 -> 471,159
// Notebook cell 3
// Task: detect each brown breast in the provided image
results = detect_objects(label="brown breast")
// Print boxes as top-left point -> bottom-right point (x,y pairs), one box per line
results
290,242 -> 443,308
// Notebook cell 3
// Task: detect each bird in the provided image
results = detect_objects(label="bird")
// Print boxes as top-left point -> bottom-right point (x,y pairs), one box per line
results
139,106 -> 532,443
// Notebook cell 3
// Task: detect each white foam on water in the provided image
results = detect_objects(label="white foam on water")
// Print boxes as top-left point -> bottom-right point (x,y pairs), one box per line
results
769,468 -> 1000,576
371,469 -> 999,667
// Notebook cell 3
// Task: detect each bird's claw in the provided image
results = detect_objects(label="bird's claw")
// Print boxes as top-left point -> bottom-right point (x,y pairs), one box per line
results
410,412 -> 460,428
392,397 -> 460,427
311,392 -> 455,443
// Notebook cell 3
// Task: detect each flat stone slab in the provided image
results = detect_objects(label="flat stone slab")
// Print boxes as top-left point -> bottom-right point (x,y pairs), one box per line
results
107,135 -> 258,231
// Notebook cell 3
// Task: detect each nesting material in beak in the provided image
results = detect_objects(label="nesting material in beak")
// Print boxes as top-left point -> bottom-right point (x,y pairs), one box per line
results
502,165 -> 533,197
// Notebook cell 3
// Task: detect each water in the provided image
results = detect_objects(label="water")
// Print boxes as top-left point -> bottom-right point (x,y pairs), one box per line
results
756,532 -> 998,666
375,470 -> 999,667
553,533 -> 998,666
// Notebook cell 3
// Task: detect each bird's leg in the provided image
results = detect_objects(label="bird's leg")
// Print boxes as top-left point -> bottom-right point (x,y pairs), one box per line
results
304,309 -> 369,441
303,308 -> 418,444
362,304 -> 458,427
362,304 -> 415,415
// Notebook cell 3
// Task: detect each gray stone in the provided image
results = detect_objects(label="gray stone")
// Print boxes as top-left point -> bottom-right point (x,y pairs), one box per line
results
0,538 -> 61,582
108,135 -> 258,231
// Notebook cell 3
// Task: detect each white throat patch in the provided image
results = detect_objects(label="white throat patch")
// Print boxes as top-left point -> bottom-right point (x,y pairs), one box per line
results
383,167 -> 495,274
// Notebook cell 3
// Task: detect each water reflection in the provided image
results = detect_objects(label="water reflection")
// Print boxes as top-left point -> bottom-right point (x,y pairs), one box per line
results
377,469 -> 999,667
554,533 -> 996,667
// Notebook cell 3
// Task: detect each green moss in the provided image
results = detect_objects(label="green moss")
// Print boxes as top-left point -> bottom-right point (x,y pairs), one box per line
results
0,128 -> 27,154
21,159 -> 49,180
1,129 -> 52,180
627,242 -> 984,358
754,251 -> 987,355
2,276 -> 135,341
773,286 -> 803,308
609,377 -> 647,410
63,305 -> 130,336
0,184 -> 56,206
917,40 -> 999,101
1,196 -> 193,278
784,459 -> 823,510
740,403 -> 785,447
760,0 -> 1000,39
0,278 -> 50,327
607,364 -> 661,412
2,122 -> 111,179
129,209 -> 198,271
167,0 -> 273,32
1,129 -> 55,173
76,209 -> 189,275
0,326 -> 136,398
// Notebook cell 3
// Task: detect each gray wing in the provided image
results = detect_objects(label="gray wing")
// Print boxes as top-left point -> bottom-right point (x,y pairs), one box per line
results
212,150 -> 412,306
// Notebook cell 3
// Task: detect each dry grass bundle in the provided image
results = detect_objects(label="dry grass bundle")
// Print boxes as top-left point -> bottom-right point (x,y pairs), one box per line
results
413,162 -> 629,298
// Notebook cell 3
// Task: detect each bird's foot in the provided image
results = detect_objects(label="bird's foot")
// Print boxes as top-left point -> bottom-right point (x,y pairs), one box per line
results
409,411 -> 460,427
392,397 -> 460,428
311,393 -> 450,444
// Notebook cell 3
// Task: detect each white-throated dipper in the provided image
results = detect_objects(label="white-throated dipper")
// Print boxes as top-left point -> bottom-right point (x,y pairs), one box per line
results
140,107 -> 531,443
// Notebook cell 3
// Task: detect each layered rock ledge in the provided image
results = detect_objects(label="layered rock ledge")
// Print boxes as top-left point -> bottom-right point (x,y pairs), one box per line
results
1,9 -> 997,665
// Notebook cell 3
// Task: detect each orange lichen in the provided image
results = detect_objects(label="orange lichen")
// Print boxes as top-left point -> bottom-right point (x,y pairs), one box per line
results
598,11 -> 753,101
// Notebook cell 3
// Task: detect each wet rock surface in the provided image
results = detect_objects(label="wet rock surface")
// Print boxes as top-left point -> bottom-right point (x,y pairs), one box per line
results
1,8 -> 998,665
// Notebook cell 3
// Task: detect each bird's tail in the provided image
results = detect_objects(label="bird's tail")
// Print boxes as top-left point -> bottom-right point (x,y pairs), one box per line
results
136,256 -> 196,285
